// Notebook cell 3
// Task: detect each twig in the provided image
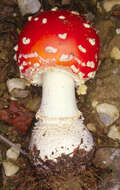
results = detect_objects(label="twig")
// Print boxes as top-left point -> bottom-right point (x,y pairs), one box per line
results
0,134 -> 28,156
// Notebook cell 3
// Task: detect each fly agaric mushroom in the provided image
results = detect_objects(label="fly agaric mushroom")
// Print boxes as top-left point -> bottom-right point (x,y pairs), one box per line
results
17,10 -> 100,175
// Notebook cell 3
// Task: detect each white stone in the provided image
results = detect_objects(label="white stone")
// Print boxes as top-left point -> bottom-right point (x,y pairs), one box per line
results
96,103 -> 119,126
87,123 -> 96,132
116,28 -> 120,35
103,0 -> 120,12
6,145 -> 21,161
7,78 -> 29,98
110,47 -> 120,60
17,0 -> 41,16
7,78 -> 27,93
3,161 -> 19,176
110,184 -> 120,190
108,125 -> 120,140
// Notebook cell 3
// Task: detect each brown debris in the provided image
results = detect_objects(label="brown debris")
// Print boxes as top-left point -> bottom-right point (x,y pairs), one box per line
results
0,102 -> 35,134
29,145 -> 95,178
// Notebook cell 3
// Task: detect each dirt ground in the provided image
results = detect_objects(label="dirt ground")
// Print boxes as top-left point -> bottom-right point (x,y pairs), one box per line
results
0,0 -> 120,189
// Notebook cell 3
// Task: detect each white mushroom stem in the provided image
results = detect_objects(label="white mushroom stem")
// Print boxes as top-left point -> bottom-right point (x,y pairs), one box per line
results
38,71 -> 80,119
17,0 -> 41,16
30,71 -> 94,162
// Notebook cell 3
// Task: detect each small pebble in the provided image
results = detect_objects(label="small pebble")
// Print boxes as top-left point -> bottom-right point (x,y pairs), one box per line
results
17,0 -> 41,16
86,123 -> 96,132
96,103 -> 119,126
7,78 -> 27,92
103,0 -> 120,12
110,47 -> 120,60
7,78 -> 29,98
108,125 -> 120,140
6,145 -> 21,161
111,184 -> 120,190
116,28 -> 120,35
94,148 -> 120,190
3,161 -> 19,176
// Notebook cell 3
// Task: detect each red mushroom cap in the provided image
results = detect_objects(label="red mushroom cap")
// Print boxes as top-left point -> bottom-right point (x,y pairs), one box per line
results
17,10 -> 100,85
